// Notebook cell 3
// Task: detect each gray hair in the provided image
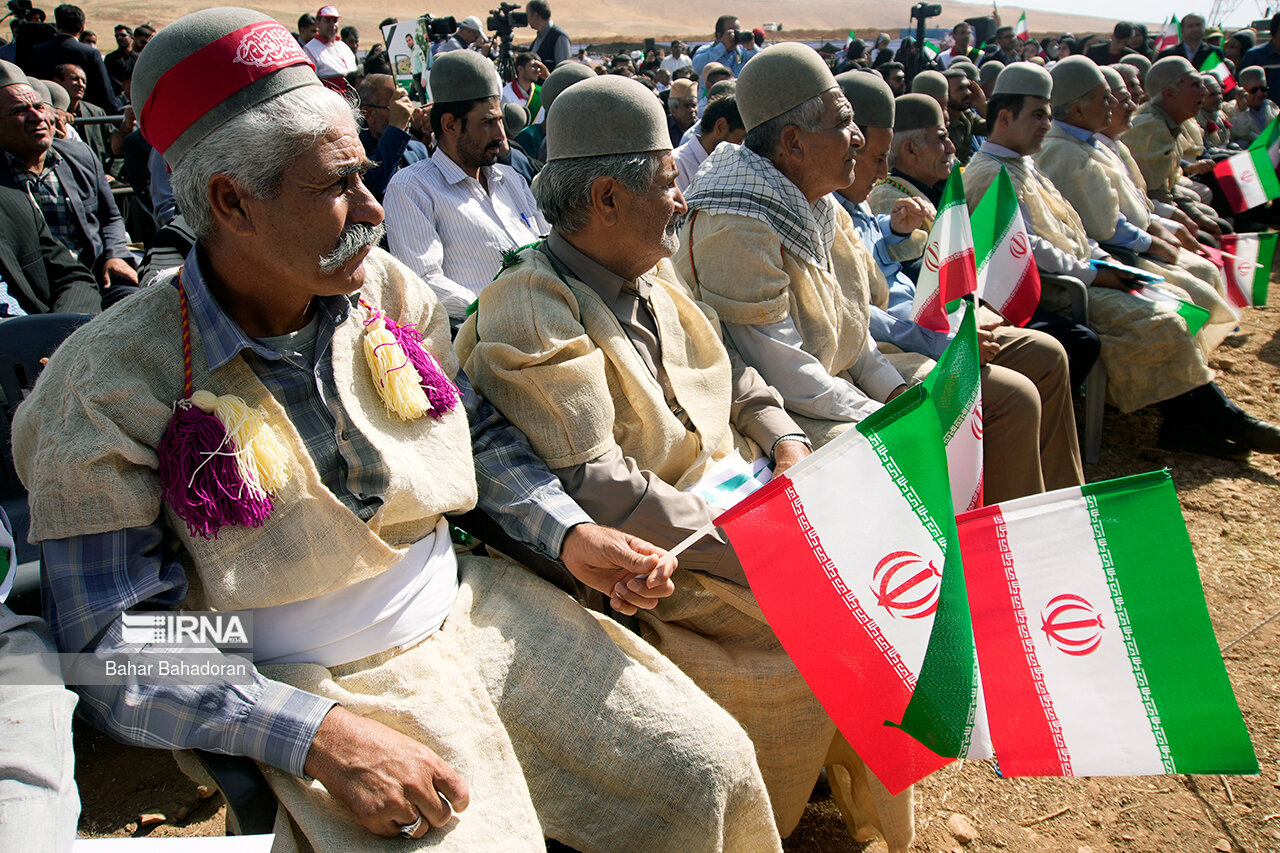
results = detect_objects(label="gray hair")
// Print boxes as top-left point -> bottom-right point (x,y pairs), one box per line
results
1052,97 -> 1088,121
887,126 -> 931,169
532,151 -> 665,234
743,93 -> 828,158
170,86 -> 360,240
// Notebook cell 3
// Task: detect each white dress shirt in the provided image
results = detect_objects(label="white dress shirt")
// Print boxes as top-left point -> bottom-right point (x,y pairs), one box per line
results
384,148 -> 550,321
303,37 -> 356,78
673,136 -> 712,191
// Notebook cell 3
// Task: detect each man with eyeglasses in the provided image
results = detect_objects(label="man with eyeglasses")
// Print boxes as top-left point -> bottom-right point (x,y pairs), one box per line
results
1226,66 -> 1278,145
1240,13 -> 1280,105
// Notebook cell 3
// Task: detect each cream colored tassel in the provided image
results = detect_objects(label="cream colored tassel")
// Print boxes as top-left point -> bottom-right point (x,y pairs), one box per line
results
213,394 -> 291,494
363,316 -> 430,420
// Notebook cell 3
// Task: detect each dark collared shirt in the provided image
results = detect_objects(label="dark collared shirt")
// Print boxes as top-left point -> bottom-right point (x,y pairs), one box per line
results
6,147 -> 84,261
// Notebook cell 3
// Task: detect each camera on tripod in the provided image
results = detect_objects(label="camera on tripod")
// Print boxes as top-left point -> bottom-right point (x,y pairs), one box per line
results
910,3 -> 943,20
4,0 -> 35,22
487,2 -> 527,37
422,13 -> 457,41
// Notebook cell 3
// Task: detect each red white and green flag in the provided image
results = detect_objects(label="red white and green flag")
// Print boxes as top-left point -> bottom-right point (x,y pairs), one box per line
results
1199,51 -> 1237,93
1154,16 -> 1179,52
923,301 -> 983,513
713,386 -> 985,793
1214,116 -> 1280,213
1129,284 -> 1211,336
972,167 -> 1040,327
1219,232 -> 1276,307
954,472 -> 1257,777
1014,12 -> 1029,41
911,164 -> 978,333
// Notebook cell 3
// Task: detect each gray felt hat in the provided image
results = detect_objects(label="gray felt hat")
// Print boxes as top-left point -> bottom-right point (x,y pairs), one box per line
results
835,69 -> 894,128
1146,56 -> 1196,96
0,59 -> 29,89
430,49 -> 502,102
546,74 -> 670,161
25,77 -> 50,105
1238,65 -> 1266,87
133,8 -> 320,167
736,42 -> 837,132
993,62 -> 1053,98
911,70 -> 947,99
979,60 -> 1005,85
540,62 -> 595,117
1119,53 -> 1152,77
1050,55 -> 1107,106
944,61 -> 978,81
707,79 -> 736,99
502,101 -> 529,137
42,79 -> 70,111
894,93 -> 944,132
1099,64 -> 1126,92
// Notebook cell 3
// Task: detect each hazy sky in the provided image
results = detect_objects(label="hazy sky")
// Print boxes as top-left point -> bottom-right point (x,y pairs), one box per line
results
1009,0 -> 1267,29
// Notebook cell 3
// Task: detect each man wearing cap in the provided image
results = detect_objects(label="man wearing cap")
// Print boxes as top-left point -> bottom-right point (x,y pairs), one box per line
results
527,1 -> 570,71
437,16 -> 486,55
0,60 -> 136,300
1225,66 -> 1278,144
385,51 -> 547,324
1125,56 -> 1230,240
673,93 -> 744,191
357,73 -> 429,201
304,6 -> 357,80
849,85 -> 1085,498
15,9 -> 790,850
1036,56 -> 1237,349
966,61 -> 1280,458
910,69 -> 948,115
457,70 -> 915,852
1198,73 -> 1234,150
944,60 -> 987,163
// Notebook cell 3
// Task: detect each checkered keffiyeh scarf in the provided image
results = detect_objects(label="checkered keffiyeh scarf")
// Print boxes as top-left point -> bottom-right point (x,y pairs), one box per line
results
681,143 -> 838,269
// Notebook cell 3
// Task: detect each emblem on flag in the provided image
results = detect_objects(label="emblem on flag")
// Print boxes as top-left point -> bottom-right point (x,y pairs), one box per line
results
872,550 -> 942,619
1040,593 -> 1104,656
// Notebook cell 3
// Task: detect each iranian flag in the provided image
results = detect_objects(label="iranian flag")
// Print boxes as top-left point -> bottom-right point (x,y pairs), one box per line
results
1220,232 -> 1276,307
922,39 -> 940,61
1214,116 -> 1280,213
714,385 -> 984,793
911,164 -> 977,333
1199,52 -> 1236,93
923,300 -> 983,513
1154,15 -> 1179,53
1014,12 -> 1029,41
1130,284 -> 1211,336
972,167 -> 1040,326
955,472 -> 1257,777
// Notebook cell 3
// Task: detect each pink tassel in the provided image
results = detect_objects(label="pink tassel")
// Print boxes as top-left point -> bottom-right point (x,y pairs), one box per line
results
158,402 -> 274,539
382,316 -> 461,418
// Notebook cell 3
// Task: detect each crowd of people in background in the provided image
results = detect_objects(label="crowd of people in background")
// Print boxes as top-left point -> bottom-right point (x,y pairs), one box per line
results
3,3 -> 1280,852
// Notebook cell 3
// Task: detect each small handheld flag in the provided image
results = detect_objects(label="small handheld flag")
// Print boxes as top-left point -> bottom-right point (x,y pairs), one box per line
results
972,167 -> 1040,327
910,164 -> 978,333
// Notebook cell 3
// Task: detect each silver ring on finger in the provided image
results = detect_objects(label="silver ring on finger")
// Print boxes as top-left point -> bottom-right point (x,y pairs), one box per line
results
398,812 -> 423,839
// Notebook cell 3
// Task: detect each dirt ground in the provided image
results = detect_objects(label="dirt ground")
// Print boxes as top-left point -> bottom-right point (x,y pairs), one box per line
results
73,302 -> 1280,850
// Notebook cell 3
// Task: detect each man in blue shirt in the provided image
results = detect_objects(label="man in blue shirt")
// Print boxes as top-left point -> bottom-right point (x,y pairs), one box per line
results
691,14 -> 758,77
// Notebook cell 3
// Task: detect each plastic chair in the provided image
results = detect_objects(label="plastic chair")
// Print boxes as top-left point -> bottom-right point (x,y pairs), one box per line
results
1041,275 -> 1106,464
0,314 -> 94,615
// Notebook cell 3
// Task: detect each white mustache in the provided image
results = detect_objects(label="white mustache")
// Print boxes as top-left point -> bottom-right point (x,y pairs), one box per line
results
318,222 -> 384,273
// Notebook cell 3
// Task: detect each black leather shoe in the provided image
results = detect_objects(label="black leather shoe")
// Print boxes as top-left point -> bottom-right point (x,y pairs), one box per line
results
1159,422 -> 1252,461
1226,414 -> 1280,454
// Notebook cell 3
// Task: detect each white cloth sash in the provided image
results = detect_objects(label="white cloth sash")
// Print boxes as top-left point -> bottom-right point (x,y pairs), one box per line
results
250,518 -> 459,668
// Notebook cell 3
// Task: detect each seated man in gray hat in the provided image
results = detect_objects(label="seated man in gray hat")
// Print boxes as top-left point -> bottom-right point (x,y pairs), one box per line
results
16,9 -> 789,851
966,61 -> 1280,459
457,72 -> 915,852
1126,56 -> 1231,240
385,51 -> 548,325
836,74 -> 1085,503
513,60 -> 594,162
910,69 -> 948,115
943,60 -> 987,163
1036,56 -> 1237,351
677,44 -> 911,451
1225,65 -> 1279,144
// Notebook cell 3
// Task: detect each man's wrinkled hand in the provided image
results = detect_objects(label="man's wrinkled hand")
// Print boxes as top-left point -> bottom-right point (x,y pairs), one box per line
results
889,197 -> 930,236
976,323 -> 1001,365
100,257 -> 137,289
1145,235 -> 1179,265
560,523 -> 676,615
1093,266 -> 1136,290
773,439 -> 811,477
304,706 -> 469,839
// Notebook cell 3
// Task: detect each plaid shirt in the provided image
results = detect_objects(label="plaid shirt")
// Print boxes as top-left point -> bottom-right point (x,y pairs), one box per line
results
6,147 -> 87,263
41,248 -> 590,777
